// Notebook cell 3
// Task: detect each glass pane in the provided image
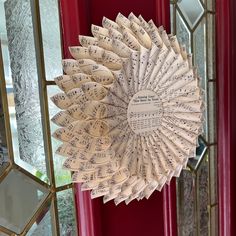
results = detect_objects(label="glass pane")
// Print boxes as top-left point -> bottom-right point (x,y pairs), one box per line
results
177,0 -> 204,28
207,82 -> 216,144
57,189 -> 77,235
176,10 -> 191,53
3,0 -> 49,182
188,137 -> 207,170
173,1 -> 217,235
39,0 -> 62,81
0,43 -> 11,87
27,201 -> 53,236
0,84 -> 9,176
207,14 -> 215,81
193,18 -> 208,139
210,205 -> 218,236
0,2 -> 10,177
209,145 -> 217,204
177,170 -> 197,235
197,156 -> 209,236
193,18 -> 206,84
0,169 -> 49,234
47,86 -> 72,187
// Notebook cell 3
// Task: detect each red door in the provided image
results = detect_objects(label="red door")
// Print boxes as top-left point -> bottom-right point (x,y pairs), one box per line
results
59,1 -> 177,236
59,1 -> 236,236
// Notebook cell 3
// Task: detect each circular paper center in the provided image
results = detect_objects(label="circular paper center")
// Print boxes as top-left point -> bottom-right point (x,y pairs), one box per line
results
127,90 -> 163,135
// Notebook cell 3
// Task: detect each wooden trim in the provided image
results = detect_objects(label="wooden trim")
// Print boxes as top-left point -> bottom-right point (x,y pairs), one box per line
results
74,187 -> 102,236
59,0 -> 82,59
155,0 -> 171,33
163,180 -> 177,236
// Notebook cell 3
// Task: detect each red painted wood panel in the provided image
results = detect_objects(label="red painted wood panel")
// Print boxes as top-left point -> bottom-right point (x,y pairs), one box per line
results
59,1 -> 176,236
216,0 -> 236,235
58,0 -> 236,235
230,1 -> 236,234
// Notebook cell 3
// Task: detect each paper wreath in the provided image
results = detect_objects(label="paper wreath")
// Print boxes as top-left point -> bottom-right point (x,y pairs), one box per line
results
51,13 -> 204,205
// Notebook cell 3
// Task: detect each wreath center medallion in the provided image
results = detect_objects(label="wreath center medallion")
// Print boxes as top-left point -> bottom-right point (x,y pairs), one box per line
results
127,90 -> 163,135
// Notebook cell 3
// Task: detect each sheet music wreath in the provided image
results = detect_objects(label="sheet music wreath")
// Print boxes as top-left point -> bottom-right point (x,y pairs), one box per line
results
51,13 -> 204,205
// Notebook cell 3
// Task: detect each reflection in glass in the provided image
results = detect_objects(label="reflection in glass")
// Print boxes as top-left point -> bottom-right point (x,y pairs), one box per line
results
177,0 -> 204,28
193,19 -> 208,138
207,14 -> 215,82
47,86 -> 72,187
3,0 -> 49,181
0,169 -> 49,234
57,189 -> 77,236
176,11 -> 191,53
27,201 -> 53,236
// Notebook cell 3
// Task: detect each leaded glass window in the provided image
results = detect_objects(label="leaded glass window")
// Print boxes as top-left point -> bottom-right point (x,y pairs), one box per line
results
170,0 -> 217,235
0,0 -> 77,235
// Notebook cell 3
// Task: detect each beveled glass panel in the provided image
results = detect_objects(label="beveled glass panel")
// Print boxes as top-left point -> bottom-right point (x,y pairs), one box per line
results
0,169 -> 49,234
207,14 -> 215,82
57,189 -> 77,235
177,170 -> 197,235
207,82 -> 216,144
39,0 -> 62,81
27,201 -> 53,236
47,86 -> 72,187
193,19 -> 208,139
176,10 -> 191,53
193,18 -> 206,84
0,84 -> 9,177
209,145 -> 217,205
173,1 -> 217,235
177,0 -> 204,28
196,156 -> 209,236
0,0 -> 19,168
210,205 -> 218,236
202,87 -> 208,140
3,0 -> 49,182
